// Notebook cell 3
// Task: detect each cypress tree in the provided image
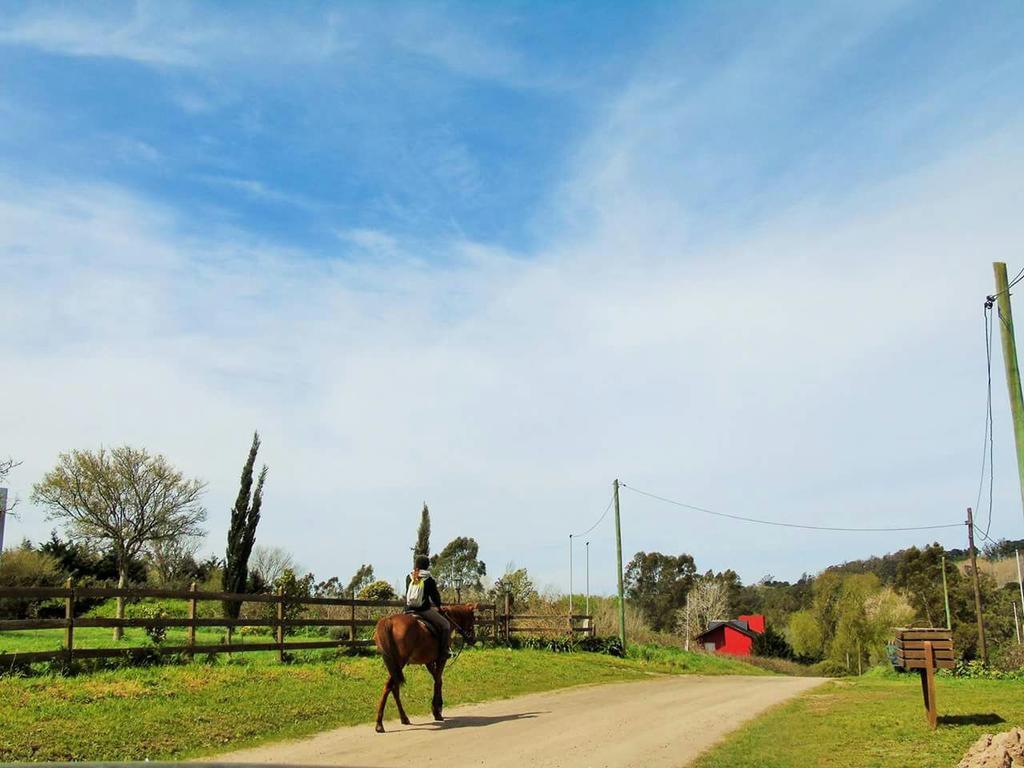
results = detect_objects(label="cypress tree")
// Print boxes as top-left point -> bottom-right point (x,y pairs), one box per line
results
223,432 -> 267,618
414,503 -> 431,559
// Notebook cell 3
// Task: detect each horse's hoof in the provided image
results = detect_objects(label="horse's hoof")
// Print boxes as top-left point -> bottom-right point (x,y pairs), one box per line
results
400,718 -> 411,725
375,723 -> 385,733
433,714 -> 444,722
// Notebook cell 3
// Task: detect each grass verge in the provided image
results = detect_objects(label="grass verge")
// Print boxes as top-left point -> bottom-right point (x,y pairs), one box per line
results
1,645 -> 768,762
692,670 -> 1024,768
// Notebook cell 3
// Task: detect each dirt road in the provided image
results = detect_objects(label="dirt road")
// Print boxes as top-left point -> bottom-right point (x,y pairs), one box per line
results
215,674 -> 824,767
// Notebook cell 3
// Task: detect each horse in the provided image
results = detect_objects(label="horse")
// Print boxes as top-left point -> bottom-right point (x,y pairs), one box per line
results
373,603 -> 477,733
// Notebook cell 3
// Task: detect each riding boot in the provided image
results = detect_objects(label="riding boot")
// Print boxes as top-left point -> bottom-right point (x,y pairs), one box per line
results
439,627 -> 451,660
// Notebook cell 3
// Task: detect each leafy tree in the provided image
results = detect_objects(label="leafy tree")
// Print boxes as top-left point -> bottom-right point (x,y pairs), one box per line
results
346,564 -> 375,597
751,624 -> 795,659
414,503 -> 430,559
490,565 -> 537,609
32,446 -> 206,639
787,610 -> 822,660
624,551 -> 696,632
313,576 -> 343,598
432,537 -> 486,602
223,432 -> 267,617
38,530 -> 146,585
270,568 -> 315,632
358,580 -> 398,601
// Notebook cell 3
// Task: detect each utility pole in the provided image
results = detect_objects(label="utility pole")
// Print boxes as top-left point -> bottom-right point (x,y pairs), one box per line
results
941,555 -> 952,630
1017,549 -> 1024,627
568,535 -> 573,617
1014,601 -> 1021,645
966,508 -> 989,665
613,479 -> 626,647
992,262 -> 1024,524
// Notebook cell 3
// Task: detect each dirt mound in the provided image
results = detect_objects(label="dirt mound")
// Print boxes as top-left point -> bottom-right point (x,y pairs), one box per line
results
958,728 -> 1024,768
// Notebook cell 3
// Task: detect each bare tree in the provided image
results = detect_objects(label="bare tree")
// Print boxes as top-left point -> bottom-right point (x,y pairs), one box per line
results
146,535 -> 203,587
32,446 -> 206,639
249,545 -> 297,589
0,458 -> 22,522
679,576 -> 730,648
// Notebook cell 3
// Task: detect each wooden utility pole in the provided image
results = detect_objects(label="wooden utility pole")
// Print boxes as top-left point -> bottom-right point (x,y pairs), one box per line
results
613,479 -> 626,647
966,508 -> 988,664
992,263 -> 1024,522
941,556 -> 952,630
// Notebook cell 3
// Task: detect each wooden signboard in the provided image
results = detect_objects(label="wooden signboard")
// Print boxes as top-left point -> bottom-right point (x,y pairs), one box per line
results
893,628 -> 954,729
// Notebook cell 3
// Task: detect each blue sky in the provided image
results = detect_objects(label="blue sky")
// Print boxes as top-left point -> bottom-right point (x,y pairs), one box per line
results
2,1 -> 1024,595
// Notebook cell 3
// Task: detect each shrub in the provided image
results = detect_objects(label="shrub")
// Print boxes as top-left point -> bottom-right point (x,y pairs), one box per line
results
0,547 -> 63,619
358,580 -> 397,601
141,606 -> 169,645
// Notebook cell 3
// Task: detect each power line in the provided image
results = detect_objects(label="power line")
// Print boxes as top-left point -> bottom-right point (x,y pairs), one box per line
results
571,495 -> 614,538
620,483 -> 963,532
988,266 -> 1024,301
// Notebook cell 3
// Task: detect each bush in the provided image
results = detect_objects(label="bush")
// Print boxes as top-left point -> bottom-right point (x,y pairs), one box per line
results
358,580 -> 397,601
140,606 -> 169,645
0,547 -> 63,619
751,625 -> 795,660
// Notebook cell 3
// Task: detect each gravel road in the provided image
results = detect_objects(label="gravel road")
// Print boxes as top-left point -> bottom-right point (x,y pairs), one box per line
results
215,674 -> 823,767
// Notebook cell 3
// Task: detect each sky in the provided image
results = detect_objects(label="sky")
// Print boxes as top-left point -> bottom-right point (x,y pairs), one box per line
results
2,0 -> 1024,595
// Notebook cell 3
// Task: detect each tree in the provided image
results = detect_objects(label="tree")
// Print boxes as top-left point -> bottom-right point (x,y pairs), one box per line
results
490,564 -> 537,609
32,446 -> 206,639
223,432 -> 267,618
346,564 -> 375,597
432,537 -> 486,602
358,580 -> 398,601
681,574 -> 730,643
624,551 -> 696,632
248,545 -> 297,591
787,610 -> 822,659
146,535 -> 203,587
751,624 -> 795,660
414,503 -> 430,559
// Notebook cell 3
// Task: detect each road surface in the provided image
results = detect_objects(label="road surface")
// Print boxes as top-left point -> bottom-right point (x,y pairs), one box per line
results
215,675 -> 823,767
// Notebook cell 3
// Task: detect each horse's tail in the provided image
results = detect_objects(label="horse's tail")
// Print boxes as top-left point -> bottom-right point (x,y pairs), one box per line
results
376,617 -> 405,687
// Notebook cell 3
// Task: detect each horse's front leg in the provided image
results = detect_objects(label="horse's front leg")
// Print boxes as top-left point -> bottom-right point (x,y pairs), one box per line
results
375,676 -> 393,733
430,660 -> 446,721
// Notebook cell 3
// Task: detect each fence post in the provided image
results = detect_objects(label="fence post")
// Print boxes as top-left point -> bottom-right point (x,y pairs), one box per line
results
276,586 -> 285,662
187,581 -> 197,659
491,604 -> 498,643
64,577 -> 75,665
349,600 -> 356,644
503,592 -> 511,643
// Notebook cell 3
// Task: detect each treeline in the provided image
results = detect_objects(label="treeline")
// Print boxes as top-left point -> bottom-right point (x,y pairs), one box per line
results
622,542 -> 1021,673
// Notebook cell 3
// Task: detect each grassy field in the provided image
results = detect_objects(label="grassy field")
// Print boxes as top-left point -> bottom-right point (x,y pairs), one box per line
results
693,670 -> 1024,768
0,644 -> 766,762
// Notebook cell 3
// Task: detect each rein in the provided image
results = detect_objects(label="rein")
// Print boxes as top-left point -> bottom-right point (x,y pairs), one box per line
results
440,608 -> 474,667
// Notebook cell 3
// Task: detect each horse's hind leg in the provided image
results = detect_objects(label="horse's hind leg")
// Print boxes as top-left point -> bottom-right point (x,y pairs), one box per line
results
391,681 -> 411,725
375,677 -> 393,733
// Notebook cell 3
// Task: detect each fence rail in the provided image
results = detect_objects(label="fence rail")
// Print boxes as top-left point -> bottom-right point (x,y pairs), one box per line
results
0,584 -> 593,668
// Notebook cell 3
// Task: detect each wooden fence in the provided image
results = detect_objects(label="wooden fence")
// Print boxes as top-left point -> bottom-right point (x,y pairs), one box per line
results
0,584 -> 592,668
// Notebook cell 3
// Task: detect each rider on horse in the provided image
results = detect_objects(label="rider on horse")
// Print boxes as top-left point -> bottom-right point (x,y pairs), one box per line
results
404,555 -> 451,660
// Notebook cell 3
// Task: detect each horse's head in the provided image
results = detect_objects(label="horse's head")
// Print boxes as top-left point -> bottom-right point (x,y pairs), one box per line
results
445,603 -> 477,644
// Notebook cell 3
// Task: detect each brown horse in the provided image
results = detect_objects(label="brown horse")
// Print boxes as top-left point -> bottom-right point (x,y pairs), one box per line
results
373,604 -> 477,733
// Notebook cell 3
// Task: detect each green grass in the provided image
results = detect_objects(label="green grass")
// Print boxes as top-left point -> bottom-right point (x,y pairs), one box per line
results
626,643 -> 774,675
0,645 -> 771,762
693,670 -> 1024,768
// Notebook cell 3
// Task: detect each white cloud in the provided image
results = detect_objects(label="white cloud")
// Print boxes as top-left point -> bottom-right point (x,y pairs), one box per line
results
3,127 -> 1022,591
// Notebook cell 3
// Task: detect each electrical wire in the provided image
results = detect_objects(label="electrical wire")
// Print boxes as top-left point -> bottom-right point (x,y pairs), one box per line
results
988,266 -> 1024,300
571,495 -> 614,538
620,483 -> 964,532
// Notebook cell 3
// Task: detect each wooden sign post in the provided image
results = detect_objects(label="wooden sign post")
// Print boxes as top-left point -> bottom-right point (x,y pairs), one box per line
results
893,628 -> 955,729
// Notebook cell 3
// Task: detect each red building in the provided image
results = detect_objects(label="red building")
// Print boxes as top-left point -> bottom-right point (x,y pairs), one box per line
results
695,614 -> 766,656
